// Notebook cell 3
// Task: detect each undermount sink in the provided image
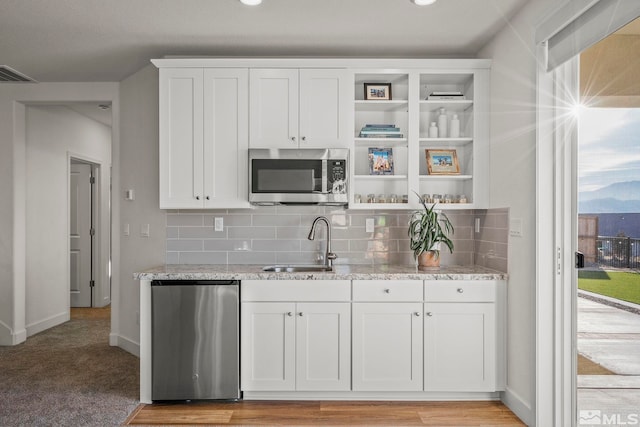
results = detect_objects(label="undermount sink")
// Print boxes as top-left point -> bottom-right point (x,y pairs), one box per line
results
263,265 -> 334,273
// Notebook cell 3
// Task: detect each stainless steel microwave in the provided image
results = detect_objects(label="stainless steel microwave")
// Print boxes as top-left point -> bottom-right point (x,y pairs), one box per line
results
249,148 -> 349,205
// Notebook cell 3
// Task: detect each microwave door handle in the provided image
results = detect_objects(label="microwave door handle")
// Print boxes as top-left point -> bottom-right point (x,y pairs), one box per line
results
321,159 -> 327,193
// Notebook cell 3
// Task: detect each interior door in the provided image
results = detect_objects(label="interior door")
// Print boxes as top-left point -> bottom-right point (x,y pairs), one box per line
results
70,161 -> 92,307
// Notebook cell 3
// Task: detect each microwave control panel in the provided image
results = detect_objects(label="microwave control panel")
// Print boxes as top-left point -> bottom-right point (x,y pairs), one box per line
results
328,160 -> 346,184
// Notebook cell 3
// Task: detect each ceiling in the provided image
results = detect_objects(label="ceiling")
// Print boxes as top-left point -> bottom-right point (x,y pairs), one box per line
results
0,0 -> 530,83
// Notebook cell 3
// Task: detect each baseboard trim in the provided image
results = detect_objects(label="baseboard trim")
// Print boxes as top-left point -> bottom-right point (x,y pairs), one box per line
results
243,391 -> 501,401
501,386 -> 533,426
0,320 -> 27,346
112,332 -> 140,358
26,311 -> 69,337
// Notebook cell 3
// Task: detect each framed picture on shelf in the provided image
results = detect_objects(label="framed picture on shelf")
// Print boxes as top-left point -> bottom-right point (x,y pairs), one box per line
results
425,149 -> 460,175
364,83 -> 392,100
369,147 -> 394,175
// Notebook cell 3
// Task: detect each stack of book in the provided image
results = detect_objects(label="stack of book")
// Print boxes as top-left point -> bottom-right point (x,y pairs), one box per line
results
358,124 -> 403,138
427,91 -> 466,100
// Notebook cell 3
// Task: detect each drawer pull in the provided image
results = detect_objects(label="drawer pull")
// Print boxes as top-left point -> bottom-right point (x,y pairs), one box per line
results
287,312 -> 293,317
457,288 -> 464,293
426,312 -> 433,317
384,289 -> 391,294
298,312 -> 304,317
413,312 -> 421,317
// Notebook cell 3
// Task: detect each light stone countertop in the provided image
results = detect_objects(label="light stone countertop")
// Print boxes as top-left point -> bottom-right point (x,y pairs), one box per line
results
135,264 -> 507,281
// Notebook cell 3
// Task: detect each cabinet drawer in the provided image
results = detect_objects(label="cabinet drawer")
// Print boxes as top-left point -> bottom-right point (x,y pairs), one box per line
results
424,281 -> 496,302
353,280 -> 423,302
242,280 -> 351,302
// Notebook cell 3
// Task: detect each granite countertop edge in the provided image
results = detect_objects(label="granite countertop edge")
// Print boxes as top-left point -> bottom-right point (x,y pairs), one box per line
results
134,264 -> 508,281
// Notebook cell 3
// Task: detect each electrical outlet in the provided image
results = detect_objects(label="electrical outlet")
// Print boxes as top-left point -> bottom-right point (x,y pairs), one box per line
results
141,224 -> 150,237
214,217 -> 224,232
366,218 -> 375,233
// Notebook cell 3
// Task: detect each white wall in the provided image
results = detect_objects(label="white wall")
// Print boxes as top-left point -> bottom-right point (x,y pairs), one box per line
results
0,82 -> 118,346
477,0 -> 558,424
24,105 -> 111,335
116,64 -> 166,355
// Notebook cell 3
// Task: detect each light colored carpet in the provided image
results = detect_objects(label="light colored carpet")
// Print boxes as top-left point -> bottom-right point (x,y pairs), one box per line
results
0,307 -> 139,426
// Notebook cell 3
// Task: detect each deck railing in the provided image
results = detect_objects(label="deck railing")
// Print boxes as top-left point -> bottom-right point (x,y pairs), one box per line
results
596,236 -> 640,269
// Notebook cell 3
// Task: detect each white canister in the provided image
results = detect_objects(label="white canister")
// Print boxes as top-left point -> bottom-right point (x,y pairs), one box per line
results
437,108 -> 448,138
450,114 -> 460,138
428,122 -> 438,138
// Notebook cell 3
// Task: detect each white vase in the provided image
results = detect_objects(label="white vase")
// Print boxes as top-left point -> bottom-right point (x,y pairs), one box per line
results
450,114 -> 460,138
437,108 -> 447,138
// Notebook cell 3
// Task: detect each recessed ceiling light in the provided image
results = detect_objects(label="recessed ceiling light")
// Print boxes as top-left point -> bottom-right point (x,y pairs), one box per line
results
240,0 -> 262,5
412,0 -> 437,5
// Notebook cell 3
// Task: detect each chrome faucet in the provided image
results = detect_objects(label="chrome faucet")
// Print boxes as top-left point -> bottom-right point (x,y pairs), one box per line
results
307,216 -> 337,269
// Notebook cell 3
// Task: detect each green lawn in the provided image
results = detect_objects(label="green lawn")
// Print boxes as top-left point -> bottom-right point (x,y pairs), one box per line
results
578,270 -> 640,305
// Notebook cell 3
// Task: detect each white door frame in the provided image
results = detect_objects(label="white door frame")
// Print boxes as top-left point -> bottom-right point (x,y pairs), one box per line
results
535,49 -> 579,426
69,158 -> 96,307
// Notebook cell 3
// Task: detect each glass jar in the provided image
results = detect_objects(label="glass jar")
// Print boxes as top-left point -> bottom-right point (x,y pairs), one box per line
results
458,194 -> 468,204
402,194 -> 408,204
354,193 -> 362,203
376,194 -> 386,203
389,194 -> 398,203
367,193 -> 375,203
432,194 -> 442,203
422,194 -> 431,204
443,194 -> 453,203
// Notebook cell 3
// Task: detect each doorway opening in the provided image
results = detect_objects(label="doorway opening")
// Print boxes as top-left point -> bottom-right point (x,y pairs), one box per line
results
576,16 -> 640,421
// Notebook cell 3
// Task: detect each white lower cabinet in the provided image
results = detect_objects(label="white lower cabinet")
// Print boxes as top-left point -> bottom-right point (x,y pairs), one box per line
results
241,280 -> 351,392
352,302 -> 424,391
423,302 -> 496,391
241,279 -> 504,396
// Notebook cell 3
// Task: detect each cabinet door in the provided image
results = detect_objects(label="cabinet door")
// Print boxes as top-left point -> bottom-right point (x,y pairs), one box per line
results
241,302 -> 296,391
249,69 -> 299,148
424,302 -> 496,391
352,302 -> 423,391
295,302 -> 351,391
203,69 -> 250,208
299,69 -> 349,148
159,68 -> 204,208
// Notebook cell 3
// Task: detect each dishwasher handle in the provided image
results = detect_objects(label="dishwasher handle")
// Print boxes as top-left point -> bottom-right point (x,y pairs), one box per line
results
151,280 -> 239,286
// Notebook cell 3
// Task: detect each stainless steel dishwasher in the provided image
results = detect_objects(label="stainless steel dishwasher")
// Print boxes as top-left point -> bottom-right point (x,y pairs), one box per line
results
151,280 -> 239,400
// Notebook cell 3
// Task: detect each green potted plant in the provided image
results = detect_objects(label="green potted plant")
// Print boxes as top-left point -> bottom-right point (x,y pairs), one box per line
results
408,193 -> 454,269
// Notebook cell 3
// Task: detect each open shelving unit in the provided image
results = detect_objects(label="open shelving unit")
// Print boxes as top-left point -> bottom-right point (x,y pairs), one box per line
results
348,65 -> 490,210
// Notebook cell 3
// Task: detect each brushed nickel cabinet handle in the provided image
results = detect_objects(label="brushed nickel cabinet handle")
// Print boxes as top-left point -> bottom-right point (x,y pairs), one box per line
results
457,288 -> 464,293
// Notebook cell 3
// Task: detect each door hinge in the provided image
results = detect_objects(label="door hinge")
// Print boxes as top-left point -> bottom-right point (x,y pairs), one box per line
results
90,228 -> 95,236
90,176 -> 96,184
90,280 -> 95,288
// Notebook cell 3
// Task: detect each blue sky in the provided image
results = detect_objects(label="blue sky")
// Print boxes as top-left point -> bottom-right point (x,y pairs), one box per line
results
578,108 -> 640,193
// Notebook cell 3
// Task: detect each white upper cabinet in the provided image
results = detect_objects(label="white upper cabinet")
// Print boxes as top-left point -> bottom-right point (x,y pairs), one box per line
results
158,68 -> 204,209
158,67 -> 250,209
250,68 -> 349,149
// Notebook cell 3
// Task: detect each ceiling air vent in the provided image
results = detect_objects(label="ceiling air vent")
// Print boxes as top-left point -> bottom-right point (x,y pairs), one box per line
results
0,66 -> 37,83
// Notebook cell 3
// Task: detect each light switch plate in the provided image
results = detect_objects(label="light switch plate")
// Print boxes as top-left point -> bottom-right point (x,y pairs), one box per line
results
125,189 -> 135,201
510,218 -> 523,237
141,224 -> 150,237
214,217 -> 224,232
123,223 -> 130,237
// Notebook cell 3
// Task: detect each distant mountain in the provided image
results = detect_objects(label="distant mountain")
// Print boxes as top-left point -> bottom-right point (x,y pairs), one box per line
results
579,198 -> 640,213
579,181 -> 640,213
580,181 -> 640,202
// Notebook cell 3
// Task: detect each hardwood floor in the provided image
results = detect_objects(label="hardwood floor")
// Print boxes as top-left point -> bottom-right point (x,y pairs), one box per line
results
124,400 -> 525,426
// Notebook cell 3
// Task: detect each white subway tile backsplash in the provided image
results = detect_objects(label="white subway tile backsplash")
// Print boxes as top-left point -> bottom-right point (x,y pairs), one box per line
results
165,206 -> 509,272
